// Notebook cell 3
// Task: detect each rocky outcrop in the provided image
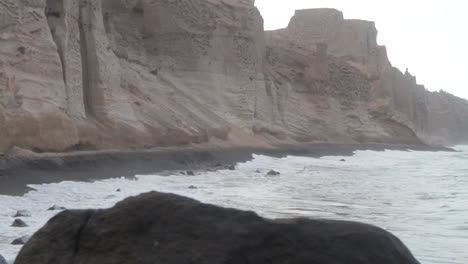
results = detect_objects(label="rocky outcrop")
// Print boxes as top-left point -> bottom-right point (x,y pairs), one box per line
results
15,192 -> 420,264
264,9 -> 419,144
266,9 -> 468,145
1,2 -> 467,153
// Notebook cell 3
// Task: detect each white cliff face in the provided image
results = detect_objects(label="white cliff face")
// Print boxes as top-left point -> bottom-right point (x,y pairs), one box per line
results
0,0 -> 80,152
46,0 -> 86,118
266,9 -> 468,145
102,0 -> 266,143
0,2 -> 467,152
0,0 -> 148,152
264,9 -> 420,144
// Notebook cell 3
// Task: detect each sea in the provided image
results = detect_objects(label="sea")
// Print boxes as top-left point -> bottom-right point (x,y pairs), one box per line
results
1,146 -> 467,263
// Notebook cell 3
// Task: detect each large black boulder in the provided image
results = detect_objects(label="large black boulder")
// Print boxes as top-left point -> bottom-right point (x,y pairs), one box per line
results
15,192 -> 420,264
0,254 -> 7,264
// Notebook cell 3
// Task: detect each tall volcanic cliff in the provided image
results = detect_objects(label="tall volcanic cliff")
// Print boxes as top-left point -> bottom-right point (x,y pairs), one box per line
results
0,1 -> 467,152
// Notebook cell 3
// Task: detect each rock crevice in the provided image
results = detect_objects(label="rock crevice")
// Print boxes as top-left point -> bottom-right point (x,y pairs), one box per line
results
45,0 -> 67,88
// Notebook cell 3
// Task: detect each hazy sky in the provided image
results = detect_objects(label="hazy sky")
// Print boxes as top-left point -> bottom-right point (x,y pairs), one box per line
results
256,0 -> 468,100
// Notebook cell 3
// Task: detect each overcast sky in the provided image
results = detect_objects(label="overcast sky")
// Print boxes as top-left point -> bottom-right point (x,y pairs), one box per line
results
256,0 -> 468,100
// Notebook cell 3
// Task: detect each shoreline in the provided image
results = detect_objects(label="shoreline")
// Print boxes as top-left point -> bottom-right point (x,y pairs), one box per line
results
0,143 -> 454,196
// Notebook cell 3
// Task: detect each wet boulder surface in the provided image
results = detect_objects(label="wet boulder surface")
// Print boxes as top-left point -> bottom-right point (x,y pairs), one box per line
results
15,192 -> 420,264
0,254 -> 7,264
13,210 -> 31,218
12,235 -> 30,245
11,219 -> 28,227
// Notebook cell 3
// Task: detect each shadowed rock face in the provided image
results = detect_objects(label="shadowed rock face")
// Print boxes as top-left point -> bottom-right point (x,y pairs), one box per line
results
15,192 -> 420,264
0,2 -> 467,152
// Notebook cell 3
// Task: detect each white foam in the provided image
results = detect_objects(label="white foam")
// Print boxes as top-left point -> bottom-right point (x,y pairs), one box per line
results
1,146 -> 467,263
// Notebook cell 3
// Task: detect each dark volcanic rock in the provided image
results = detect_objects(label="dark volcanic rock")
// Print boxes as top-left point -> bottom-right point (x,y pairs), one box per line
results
15,192 -> 420,264
186,171 -> 195,176
12,235 -> 30,245
14,210 -> 31,217
188,185 -> 197,189
226,165 -> 236,170
267,170 -> 281,176
11,219 -> 27,227
0,254 -> 7,264
48,205 -> 66,211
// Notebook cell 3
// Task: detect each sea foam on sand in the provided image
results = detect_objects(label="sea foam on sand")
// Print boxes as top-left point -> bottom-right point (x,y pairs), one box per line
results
1,146 -> 467,264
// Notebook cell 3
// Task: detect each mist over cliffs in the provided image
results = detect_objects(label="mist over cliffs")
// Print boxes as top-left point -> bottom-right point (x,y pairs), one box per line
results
0,0 -> 467,153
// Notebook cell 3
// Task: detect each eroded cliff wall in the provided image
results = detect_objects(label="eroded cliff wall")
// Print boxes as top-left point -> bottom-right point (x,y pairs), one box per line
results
0,0 -> 146,152
266,9 -> 468,145
0,2 -> 466,153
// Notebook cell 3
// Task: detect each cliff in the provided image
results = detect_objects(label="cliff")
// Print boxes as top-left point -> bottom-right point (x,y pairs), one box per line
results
0,2 -> 466,153
266,9 -> 468,145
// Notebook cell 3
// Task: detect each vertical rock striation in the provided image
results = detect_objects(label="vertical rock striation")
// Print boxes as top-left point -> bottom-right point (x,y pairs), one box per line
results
0,0 -> 80,152
46,0 -> 86,118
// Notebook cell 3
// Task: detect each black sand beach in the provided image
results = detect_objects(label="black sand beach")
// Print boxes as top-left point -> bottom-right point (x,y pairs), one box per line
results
0,144 -> 453,196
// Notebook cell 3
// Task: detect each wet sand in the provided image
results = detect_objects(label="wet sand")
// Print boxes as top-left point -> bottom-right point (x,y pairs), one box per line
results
0,144 -> 454,196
